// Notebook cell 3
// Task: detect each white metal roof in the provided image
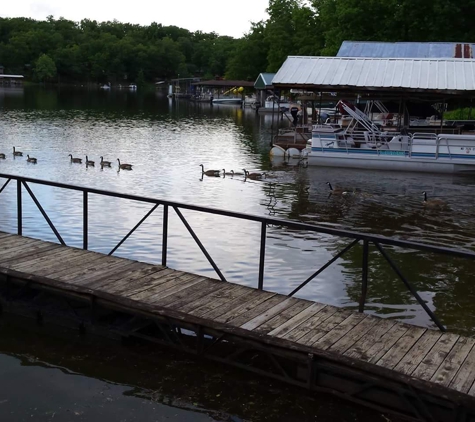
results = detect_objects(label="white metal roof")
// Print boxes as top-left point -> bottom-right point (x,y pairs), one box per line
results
0,74 -> 24,78
272,57 -> 475,95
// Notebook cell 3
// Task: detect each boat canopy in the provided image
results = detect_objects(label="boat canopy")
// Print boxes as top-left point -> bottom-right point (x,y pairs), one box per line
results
272,56 -> 475,97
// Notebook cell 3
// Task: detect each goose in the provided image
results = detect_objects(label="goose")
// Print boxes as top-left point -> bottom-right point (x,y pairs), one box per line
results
100,156 -> 112,167
222,169 -> 235,177
0,153 -> 5,159
69,154 -> 82,163
85,156 -> 95,166
326,182 -> 348,195
26,155 -> 37,164
117,159 -> 133,170
230,170 -> 244,176
13,147 -> 22,156
422,191 -> 446,208
200,164 -> 220,176
243,169 -> 264,180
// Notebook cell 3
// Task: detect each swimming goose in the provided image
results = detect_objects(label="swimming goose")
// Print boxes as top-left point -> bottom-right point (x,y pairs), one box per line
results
100,156 -> 112,167
243,169 -> 264,180
26,155 -> 37,164
69,154 -> 82,163
0,153 -> 5,159
326,182 -> 348,195
200,164 -> 220,176
222,169 -> 235,176
117,159 -> 133,170
13,147 -> 22,156
422,191 -> 446,208
85,156 -> 95,166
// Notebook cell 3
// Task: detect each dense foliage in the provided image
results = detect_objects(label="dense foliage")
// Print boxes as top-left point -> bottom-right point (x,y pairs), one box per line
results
1,0 -> 474,84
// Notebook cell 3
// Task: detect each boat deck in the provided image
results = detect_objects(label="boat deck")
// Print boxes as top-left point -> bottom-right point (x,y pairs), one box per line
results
1,231 -> 474,420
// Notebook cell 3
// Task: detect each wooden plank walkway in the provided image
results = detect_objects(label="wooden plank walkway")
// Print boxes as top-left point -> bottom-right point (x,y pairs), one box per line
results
1,232 -> 475,418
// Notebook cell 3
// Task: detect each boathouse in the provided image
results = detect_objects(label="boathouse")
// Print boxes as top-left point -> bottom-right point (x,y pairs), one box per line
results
0,66 -> 24,86
272,55 -> 475,130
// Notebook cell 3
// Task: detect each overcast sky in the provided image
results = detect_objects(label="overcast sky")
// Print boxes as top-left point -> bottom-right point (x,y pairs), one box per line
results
1,0 -> 270,38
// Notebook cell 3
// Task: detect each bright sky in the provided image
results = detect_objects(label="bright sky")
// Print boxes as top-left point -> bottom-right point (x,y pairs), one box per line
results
1,0 -> 270,38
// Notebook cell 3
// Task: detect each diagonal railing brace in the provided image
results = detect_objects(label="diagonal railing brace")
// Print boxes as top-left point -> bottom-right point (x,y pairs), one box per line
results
173,206 -> 227,282
22,181 -> 66,245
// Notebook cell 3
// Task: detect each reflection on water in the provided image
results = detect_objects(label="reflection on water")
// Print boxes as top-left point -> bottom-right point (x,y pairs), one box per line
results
1,87 -> 475,334
0,315 -> 392,422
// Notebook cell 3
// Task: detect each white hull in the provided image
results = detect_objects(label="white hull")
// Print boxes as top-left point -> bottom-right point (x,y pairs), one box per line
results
307,152 -> 475,173
212,98 -> 242,105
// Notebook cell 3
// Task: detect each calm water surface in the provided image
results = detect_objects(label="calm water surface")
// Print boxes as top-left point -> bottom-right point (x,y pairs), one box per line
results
0,86 -> 475,335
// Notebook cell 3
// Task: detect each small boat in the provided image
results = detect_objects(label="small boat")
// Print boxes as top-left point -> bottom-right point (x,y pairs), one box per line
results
271,100 -> 475,173
129,84 -> 137,90
212,97 -> 242,105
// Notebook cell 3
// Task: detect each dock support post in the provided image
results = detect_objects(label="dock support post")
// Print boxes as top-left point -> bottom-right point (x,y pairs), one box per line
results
359,240 -> 369,313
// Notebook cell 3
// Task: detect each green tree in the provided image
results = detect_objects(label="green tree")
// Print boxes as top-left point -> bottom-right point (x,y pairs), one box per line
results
34,53 -> 57,82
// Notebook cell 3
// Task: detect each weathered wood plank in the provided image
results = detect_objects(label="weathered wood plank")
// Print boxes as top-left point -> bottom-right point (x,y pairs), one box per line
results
67,260 -> 140,286
0,232 -> 14,240
448,341 -> 475,393
214,292 -> 279,324
254,300 -> 314,334
394,329 -> 443,376
125,271 -> 192,301
412,332 -> 460,381
3,246 -> 71,269
0,235 -> 40,250
267,302 -> 326,338
201,289 -> 267,320
21,251 -> 103,277
0,242 -> 61,263
344,319 -> 397,361
376,326 -> 426,370
431,337 -> 475,388
139,275 -> 207,303
95,268 -> 171,295
240,297 -> 299,330
156,278 -> 227,309
366,323 -> 410,364
187,284 -> 251,317
316,313 -> 372,352
54,256 -> 132,282
297,309 -> 353,346
280,305 -> 339,342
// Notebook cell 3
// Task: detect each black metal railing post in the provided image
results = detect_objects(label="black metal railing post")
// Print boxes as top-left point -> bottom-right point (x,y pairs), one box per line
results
162,204 -> 168,267
258,222 -> 266,290
16,179 -> 22,236
83,191 -> 88,250
359,240 -> 369,313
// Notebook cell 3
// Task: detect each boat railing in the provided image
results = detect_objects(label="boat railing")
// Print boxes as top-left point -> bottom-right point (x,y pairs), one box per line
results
410,133 -> 475,159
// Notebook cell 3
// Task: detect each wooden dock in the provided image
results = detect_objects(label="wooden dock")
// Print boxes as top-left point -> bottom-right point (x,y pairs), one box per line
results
1,231 -> 474,421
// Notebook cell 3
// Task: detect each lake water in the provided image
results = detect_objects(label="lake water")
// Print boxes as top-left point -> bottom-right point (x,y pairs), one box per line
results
1,86 -> 474,421
1,87 -> 475,334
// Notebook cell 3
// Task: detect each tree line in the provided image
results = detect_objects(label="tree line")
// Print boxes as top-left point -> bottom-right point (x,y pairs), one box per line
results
1,0 -> 474,84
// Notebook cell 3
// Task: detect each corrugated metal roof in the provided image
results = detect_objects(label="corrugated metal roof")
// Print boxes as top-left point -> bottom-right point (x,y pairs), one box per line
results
272,57 -> 475,94
337,41 -> 475,59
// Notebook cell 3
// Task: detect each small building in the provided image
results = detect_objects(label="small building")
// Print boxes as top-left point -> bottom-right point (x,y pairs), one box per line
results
0,74 -> 24,86
254,73 -> 275,106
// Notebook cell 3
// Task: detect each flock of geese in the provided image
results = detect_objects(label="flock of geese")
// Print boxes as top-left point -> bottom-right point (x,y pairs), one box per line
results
68,154 -> 133,170
201,165 -> 446,207
0,147 -> 133,170
200,164 -> 272,180
326,182 -> 447,208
